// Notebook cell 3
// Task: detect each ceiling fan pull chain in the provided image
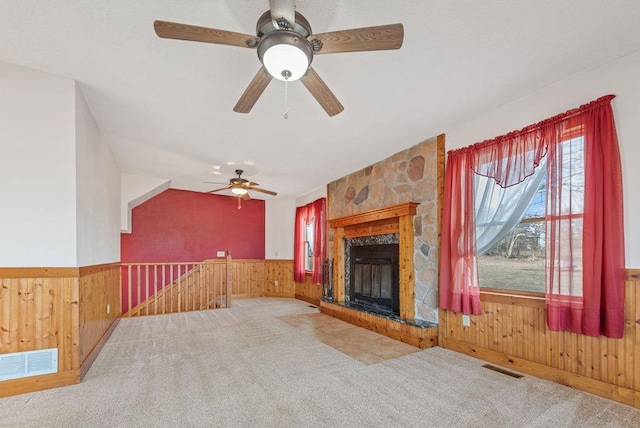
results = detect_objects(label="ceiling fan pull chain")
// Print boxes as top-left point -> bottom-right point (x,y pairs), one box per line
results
284,81 -> 289,119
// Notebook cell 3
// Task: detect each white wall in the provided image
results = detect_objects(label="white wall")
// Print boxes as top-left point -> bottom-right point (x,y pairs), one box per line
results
295,185 -> 327,207
120,173 -> 170,232
75,83 -> 121,265
265,198 -> 296,259
0,62 -> 77,267
264,186 -> 327,260
446,49 -> 640,267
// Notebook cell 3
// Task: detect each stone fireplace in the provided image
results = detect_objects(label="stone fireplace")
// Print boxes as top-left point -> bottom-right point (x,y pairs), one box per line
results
320,136 -> 443,347
325,136 -> 444,324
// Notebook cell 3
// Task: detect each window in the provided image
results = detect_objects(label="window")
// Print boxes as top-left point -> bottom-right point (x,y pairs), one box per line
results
477,172 -> 547,293
294,198 -> 326,283
440,95 -> 625,336
477,136 -> 584,294
304,218 -> 315,272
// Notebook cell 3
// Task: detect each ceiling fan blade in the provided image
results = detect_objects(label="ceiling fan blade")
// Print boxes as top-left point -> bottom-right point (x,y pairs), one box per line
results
269,0 -> 296,29
207,186 -> 232,193
300,67 -> 344,117
242,193 -> 251,200
312,23 -> 404,54
154,20 -> 257,48
233,67 -> 273,113
249,187 -> 278,196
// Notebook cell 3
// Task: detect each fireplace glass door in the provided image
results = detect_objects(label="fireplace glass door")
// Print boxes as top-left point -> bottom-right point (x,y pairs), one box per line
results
350,244 -> 399,315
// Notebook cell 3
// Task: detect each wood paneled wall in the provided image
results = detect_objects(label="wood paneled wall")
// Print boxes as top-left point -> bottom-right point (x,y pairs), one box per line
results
229,258 -> 320,304
0,263 -> 120,398
264,260 -> 295,298
295,273 -> 323,306
439,270 -> 640,408
231,259 -> 265,298
78,263 -> 121,375
0,269 -> 78,373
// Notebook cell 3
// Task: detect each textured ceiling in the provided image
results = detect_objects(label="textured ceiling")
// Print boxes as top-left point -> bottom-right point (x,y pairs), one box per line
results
2,1 -> 640,199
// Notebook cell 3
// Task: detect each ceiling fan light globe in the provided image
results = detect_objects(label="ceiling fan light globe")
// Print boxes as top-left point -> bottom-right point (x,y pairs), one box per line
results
231,187 -> 248,195
263,44 -> 309,81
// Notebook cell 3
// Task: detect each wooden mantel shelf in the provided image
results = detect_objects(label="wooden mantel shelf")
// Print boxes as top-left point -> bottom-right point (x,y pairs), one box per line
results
328,202 -> 419,228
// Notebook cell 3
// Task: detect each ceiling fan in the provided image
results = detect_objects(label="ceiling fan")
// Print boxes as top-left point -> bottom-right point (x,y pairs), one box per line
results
154,0 -> 404,116
207,169 -> 277,201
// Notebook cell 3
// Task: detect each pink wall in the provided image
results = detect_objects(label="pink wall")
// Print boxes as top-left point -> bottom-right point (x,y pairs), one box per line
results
121,189 -> 265,262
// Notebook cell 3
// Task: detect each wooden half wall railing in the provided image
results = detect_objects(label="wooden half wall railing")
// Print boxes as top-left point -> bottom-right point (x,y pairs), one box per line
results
122,252 -> 232,317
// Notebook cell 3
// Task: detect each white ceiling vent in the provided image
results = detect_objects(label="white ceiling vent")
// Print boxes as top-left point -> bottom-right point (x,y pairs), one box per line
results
0,348 -> 58,381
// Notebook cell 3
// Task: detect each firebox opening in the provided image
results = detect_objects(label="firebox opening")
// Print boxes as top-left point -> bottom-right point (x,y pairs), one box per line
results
349,244 -> 399,317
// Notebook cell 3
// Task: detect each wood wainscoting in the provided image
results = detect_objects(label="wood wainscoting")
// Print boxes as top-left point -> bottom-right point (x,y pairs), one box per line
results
294,273 -> 323,306
0,263 -> 120,398
264,259 -> 321,304
254,259 -> 323,305
230,259 -> 266,299
439,269 -> 640,408
78,263 -> 121,378
264,259 -> 295,298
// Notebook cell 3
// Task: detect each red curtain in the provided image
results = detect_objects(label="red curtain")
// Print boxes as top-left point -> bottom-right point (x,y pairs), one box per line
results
582,99 -> 625,337
439,95 -> 625,337
293,205 -> 308,283
545,96 -> 626,337
439,149 -> 483,315
293,198 -> 327,284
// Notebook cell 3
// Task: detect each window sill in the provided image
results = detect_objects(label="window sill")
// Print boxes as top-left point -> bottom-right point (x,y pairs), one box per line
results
479,288 -> 545,308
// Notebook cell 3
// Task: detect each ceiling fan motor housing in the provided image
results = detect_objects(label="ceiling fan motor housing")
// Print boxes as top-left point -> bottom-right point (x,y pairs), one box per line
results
255,11 -> 312,38
230,169 -> 249,185
256,11 -> 314,81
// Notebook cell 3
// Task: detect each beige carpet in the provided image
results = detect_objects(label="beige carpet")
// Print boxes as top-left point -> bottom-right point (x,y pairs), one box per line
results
1,298 -> 639,427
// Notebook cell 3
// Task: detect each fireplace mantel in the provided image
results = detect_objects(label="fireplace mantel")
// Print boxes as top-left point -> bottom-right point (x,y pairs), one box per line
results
328,202 -> 419,320
328,202 -> 419,228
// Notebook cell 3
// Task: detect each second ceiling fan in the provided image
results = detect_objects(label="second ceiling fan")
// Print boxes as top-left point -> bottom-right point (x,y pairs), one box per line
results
207,169 -> 277,199
154,0 -> 404,116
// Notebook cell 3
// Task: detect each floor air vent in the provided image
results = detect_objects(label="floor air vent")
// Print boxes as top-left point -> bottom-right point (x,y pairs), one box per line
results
482,364 -> 524,378
0,348 -> 58,381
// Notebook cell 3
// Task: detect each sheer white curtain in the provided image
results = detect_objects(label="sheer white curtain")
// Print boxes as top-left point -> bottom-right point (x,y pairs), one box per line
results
475,159 -> 546,255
